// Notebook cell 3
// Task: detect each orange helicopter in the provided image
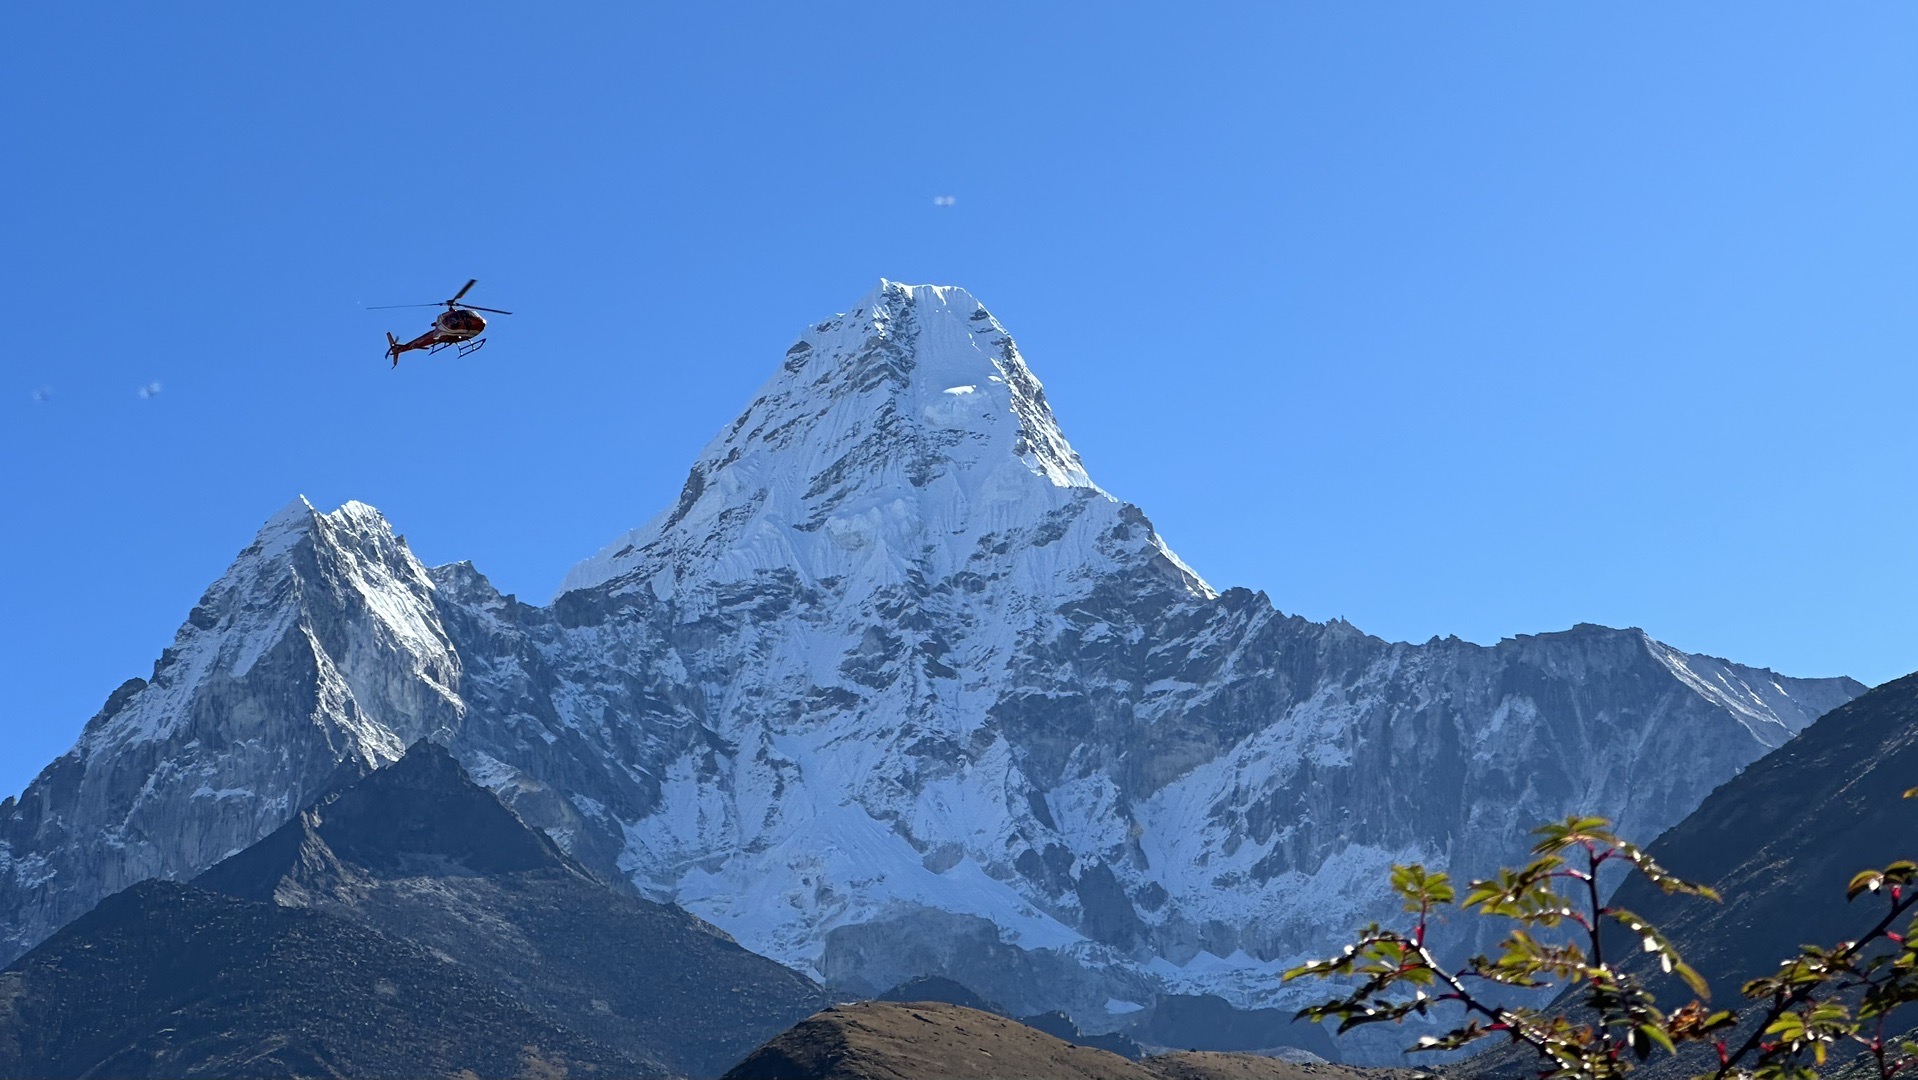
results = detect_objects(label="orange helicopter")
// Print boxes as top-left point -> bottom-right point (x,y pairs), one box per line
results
369,279 -> 513,367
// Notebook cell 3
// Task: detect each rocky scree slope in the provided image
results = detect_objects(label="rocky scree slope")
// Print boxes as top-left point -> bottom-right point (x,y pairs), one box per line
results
0,282 -> 1864,1055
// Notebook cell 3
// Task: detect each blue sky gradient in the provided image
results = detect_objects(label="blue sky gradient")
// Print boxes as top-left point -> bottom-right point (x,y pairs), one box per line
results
3,5 -> 1913,797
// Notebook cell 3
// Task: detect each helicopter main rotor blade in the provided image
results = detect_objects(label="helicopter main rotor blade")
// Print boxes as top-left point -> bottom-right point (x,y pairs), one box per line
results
463,305 -> 514,315
365,302 -> 444,310
449,279 -> 478,303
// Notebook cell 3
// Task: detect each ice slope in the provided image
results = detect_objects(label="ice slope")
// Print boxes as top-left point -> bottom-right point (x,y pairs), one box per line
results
0,283 -> 1867,1053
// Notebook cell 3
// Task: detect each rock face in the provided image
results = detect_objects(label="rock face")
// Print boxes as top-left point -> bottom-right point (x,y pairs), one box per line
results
0,282 -> 1866,1054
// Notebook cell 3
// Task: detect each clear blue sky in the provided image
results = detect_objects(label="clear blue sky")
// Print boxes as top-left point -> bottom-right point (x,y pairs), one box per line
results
3,5 -> 1912,799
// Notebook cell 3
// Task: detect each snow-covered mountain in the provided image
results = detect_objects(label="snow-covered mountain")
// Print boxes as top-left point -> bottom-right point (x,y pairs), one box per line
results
0,282 -> 1863,1052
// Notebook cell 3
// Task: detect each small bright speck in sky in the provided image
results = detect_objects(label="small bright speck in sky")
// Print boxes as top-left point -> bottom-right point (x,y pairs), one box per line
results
1,4 -> 1912,798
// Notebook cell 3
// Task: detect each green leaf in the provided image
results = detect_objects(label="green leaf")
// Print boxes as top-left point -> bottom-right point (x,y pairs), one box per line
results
1638,1022 -> 1676,1056
1766,1012 -> 1808,1042
1672,961 -> 1709,1000
1612,839 -> 1720,900
1389,864 -> 1456,910
1850,869 -> 1886,900
1531,815 -> 1617,855
1607,908 -> 1709,999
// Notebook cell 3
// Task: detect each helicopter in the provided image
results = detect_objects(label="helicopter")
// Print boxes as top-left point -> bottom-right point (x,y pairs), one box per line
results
369,279 -> 513,367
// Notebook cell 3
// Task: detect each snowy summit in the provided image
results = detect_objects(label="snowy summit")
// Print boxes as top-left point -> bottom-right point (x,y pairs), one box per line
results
561,280 -> 1210,601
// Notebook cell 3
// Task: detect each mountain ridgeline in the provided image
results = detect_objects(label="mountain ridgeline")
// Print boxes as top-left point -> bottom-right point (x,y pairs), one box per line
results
0,282 -> 1863,1057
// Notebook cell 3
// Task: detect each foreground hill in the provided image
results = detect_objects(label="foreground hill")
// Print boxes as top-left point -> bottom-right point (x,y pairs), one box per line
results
0,879 -> 652,1079
722,1001 -> 1416,1080
0,282 -> 1862,1058
196,741 -> 827,1078
0,743 -> 827,1079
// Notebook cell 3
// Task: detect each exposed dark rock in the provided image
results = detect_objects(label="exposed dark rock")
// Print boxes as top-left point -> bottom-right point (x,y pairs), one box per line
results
1127,995 -> 1338,1062
1022,1009 -> 1147,1060
877,975 -> 1012,1016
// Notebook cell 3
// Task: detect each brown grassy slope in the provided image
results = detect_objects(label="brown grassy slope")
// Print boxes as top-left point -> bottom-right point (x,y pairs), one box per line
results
722,1001 -> 1421,1080
723,1001 -> 1148,1079
1145,1052 -> 1420,1080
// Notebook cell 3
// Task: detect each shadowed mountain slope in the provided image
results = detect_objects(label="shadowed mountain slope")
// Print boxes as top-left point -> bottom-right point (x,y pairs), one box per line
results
1605,672 -> 1918,998
0,879 -> 654,1079
1461,674 -> 1918,1079
196,741 -> 829,1079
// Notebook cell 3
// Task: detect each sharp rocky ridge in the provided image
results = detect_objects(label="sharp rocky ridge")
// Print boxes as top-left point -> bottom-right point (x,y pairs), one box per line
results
0,280 -> 1865,1056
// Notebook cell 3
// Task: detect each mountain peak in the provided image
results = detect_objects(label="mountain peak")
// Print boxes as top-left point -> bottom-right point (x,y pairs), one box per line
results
560,282 -> 1207,599
854,277 -> 978,314
197,739 -> 578,900
71,493 -> 458,772
248,496 -> 399,564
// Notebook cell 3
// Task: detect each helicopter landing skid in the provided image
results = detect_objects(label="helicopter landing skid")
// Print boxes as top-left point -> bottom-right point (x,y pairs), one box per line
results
425,337 -> 487,358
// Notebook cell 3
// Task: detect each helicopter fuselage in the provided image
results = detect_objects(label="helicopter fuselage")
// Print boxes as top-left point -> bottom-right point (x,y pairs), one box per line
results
387,308 -> 489,364
434,308 -> 487,339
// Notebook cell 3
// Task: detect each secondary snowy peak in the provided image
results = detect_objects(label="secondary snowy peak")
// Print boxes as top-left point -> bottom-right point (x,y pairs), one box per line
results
0,496 -> 465,962
72,495 -> 457,762
561,281 -> 1209,599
